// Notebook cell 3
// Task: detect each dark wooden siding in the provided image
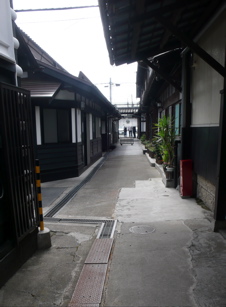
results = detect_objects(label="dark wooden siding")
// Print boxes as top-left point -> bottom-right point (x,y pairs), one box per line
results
36,143 -> 84,182
191,127 -> 219,185
90,138 -> 102,164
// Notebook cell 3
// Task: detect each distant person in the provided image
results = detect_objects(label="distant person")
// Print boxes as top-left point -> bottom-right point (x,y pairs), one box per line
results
124,126 -> 127,136
133,126 -> 136,138
128,126 -> 132,137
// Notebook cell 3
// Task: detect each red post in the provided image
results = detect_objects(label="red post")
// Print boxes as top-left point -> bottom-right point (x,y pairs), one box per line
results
180,159 -> 193,198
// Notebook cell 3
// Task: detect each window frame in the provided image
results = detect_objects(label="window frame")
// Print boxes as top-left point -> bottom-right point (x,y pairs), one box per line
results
42,107 -> 72,144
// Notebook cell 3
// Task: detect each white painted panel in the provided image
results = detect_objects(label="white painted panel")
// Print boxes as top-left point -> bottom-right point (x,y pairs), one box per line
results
141,122 -> 146,132
109,118 -> 112,133
71,108 -> 76,143
96,117 -> 101,137
35,106 -> 41,145
191,10 -> 225,126
101,120 -> 106,133
77,109 -> 81,142
54,90 -> 75,100
89,114 -> 93,140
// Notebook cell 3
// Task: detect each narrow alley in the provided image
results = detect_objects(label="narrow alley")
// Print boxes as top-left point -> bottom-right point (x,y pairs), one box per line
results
0,140 -> 226,307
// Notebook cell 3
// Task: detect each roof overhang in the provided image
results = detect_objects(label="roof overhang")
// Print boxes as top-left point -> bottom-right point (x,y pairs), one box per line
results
99,0 -> 226,76
20,79 -> 61,97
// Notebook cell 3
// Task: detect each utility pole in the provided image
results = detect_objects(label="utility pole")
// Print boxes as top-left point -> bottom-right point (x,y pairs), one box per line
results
105,78 -> 120,103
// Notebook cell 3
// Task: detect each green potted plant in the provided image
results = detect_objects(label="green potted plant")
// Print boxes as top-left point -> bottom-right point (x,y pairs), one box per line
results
153,115 -> 175,170
140,134 -> 146,144
146,142 -> 156,158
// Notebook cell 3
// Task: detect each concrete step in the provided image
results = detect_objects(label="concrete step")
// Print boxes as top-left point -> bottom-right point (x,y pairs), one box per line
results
135,178 -> 163,188
119,186 -> 176,200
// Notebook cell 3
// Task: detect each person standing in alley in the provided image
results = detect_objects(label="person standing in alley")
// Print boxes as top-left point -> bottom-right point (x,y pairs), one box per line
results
128,126 -> 132,137
124,126 -> 127,137
133,126 -> 136,138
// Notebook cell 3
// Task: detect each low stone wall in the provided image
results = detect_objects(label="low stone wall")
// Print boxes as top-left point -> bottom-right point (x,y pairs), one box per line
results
144,152 -> 174,188
196,175 -> 216,212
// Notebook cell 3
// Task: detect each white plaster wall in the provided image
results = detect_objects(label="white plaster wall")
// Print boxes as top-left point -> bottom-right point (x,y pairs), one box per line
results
119,118 -> 138,129
141,122 -> 146,132
96,117 -> 101,137
76,109 -> 82,142
89,114 -> 93,140
71,108 -> 76,143
191,10 -> 226,127
35,106 -> 41,145
55,90 -> 75,100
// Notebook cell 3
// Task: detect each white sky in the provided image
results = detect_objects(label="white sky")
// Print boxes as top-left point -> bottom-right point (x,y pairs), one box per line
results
13,0 -> 139,105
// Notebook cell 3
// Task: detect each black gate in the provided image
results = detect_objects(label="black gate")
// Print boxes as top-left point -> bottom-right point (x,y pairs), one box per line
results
0,82 -> 39,260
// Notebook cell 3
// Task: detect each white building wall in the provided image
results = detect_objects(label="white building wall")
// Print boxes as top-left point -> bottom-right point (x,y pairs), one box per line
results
76,109 -> 82,142
71,108 -> 76,143
191,10 -> 226,127
35,106 -> 41,145
0,1 -> 23,79
96,117 -> 101,137
89,114 -> 93,140
119,117 -> 138,129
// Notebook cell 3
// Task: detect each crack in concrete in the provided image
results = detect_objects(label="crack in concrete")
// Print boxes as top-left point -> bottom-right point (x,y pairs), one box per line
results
183,218 -> 226,307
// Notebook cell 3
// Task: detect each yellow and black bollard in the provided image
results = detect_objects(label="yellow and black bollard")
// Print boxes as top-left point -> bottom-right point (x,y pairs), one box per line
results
35,159 -> 51,249
35,159 -> 44,231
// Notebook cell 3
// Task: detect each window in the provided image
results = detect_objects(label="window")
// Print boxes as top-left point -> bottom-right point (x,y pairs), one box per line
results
174,103 -> 181,136
43,108 -> 71,144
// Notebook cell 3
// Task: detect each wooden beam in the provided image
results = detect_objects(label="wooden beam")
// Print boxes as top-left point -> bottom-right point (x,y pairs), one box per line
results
143,59 -> 182,92
112,0 -> 199,27
160,10 -> 182,49
155,15 -> 226,77
131,0 -> 146,59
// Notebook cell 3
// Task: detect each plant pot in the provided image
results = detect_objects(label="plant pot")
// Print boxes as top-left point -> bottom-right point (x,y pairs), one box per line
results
149,151 -> 155,158
156,158 -> 163,165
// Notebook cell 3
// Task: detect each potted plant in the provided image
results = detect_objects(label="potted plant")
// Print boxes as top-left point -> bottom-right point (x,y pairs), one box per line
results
153,115 -> 175,170
153,140 -> 163,164
140,134 -> 146,144
146,142 -> 156,158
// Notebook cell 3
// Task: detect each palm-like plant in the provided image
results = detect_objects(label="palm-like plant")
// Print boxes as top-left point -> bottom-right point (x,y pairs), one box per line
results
153,116 -> 175,167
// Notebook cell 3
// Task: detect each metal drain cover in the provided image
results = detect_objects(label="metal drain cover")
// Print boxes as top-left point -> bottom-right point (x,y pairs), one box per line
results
129,225 -> 156,234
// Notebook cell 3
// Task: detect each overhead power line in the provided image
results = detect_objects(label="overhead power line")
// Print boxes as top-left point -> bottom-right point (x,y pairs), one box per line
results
15,6 -> 99,13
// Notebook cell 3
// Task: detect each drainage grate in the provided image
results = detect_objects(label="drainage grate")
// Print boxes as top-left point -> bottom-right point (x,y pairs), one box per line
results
44,156 -> 107,218
98,220 -> 117,238
69,264 -> 108,304
85,238 -> 113,264
44,217 -> 112,224
44,217 -> 117,239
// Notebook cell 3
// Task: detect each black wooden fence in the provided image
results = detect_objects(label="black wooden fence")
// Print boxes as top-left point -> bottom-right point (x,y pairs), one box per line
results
0,82 -> 39,243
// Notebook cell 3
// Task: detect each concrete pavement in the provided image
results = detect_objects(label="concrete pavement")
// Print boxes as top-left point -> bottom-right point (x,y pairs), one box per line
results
0,139 -> 226,307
